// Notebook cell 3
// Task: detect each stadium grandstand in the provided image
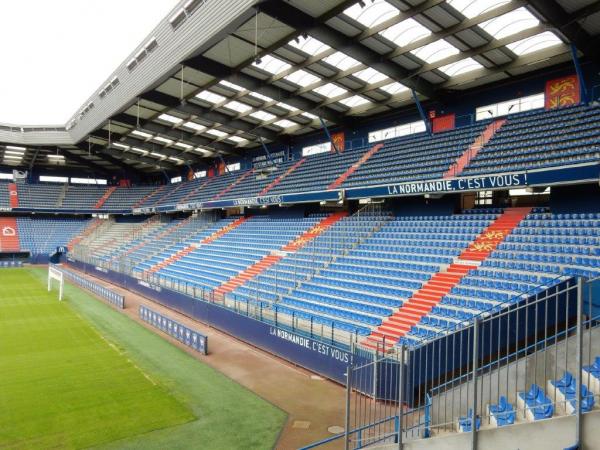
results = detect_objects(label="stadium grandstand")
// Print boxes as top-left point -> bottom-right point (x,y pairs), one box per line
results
1,0 -> 600,448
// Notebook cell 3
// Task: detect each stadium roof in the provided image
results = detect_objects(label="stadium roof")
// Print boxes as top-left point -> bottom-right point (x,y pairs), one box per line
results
2,0 -> 600,175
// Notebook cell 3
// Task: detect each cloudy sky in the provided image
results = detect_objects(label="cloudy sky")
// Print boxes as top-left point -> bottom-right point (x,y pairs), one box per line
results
0,0 -> 179,125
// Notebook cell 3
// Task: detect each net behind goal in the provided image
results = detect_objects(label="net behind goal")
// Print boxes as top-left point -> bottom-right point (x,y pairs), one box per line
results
48,265 -> 64,301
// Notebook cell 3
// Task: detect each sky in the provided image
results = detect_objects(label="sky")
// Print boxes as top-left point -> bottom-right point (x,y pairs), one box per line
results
0,0 -> 180,125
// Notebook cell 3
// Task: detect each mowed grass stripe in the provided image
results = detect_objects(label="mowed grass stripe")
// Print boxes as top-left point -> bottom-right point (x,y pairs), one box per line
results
0,269 -> 195,450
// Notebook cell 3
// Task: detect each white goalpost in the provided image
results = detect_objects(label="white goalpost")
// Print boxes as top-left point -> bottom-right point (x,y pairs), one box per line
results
48,265 -> 64,301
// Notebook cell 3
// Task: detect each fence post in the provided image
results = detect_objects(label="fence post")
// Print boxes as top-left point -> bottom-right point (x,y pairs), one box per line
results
575,277 -> 584,447
471,318 -> 479,450
397,344 -> 405,450
345,364 -> 353,450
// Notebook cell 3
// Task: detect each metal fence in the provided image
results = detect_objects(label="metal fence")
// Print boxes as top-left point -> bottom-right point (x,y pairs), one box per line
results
303,275 -> 600,450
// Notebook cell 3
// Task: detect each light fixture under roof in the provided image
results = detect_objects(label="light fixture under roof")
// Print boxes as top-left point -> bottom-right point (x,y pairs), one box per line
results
227,136 -> 247,143
174,142 -> 193,149
288,36 -> 330,56
252,54 -> 291,75
5,150 -> 25,156
284,70 -> 321,86
131,147 -> 149,155
195,90 -> 226,104
158,113 -> 183,124
3,154 -> 23,160
168,156 -> 183,163
113,142 -> 130,150
150,152 -> 166,158
313,83 -> 348,99
132,130 -> 152,139
6,145 -> 26,151
47,154 -> 64,159
344,0 -> 399,28
183,121 -> 206,132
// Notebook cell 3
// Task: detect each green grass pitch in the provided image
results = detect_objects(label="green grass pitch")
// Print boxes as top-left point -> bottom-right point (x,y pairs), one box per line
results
0,268 -> 286,449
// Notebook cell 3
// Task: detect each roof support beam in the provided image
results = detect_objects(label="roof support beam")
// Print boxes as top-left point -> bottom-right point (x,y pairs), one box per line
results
112,112 -> 243,157
141,90 -> 280,141
101,147 -> 177,170
184,56 -> 347,125
257,0 -> 439,99
527,0 -> 600,63
58,148 -> 113,176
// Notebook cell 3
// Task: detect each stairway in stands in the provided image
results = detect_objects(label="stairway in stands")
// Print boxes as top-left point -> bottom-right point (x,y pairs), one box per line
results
95,186 -> 117,209
328,143 -> 384,189
212,169 -> 254,201
180,178 -> 212,203
364,207 -> 532,350
67,218 -> 102,251
443,118 -> 506,178
134,185 -> 165,208
258,158 -> 306,196
214,212 -> 348,297
0,217 -> 21,252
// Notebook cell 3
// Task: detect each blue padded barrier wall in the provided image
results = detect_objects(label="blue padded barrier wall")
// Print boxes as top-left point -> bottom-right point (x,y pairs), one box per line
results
0,261 -> 23,268
140,305 -> 207,355
67,258 -> 372,384
56,265 -> 124,309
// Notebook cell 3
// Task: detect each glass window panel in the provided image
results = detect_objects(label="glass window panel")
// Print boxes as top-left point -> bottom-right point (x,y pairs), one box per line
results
339,95 -> 371,107
323,52 -> 361,71
353,67 -> 388,84
479,7 -> 539,39
344,0 -> 399,28
313,83 -> 348,98
288,36 -> 330,56
380,82 -> 409,95
250,111 -> 277,121
411,39 -> 459,63
252,54 -> 291,74
438,57 -> 483,76
380,18 -> 431,47
195,90 -> 226,104
506,31 -> 562,55
447,0 -> 509,18
284,70 -> 321,86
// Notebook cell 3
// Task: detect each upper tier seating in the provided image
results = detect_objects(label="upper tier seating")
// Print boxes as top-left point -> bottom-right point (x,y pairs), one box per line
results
0,182 -> 9,208
17,183 -> 63,208
16,216 -> 90,254
462,104 -> 600,176
342,124 -> 487,187
102,186 -> 156,209
61,185 -> 105,209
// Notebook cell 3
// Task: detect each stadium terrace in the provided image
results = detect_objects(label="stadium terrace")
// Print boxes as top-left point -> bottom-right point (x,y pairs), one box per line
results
1,1 -> 600,449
